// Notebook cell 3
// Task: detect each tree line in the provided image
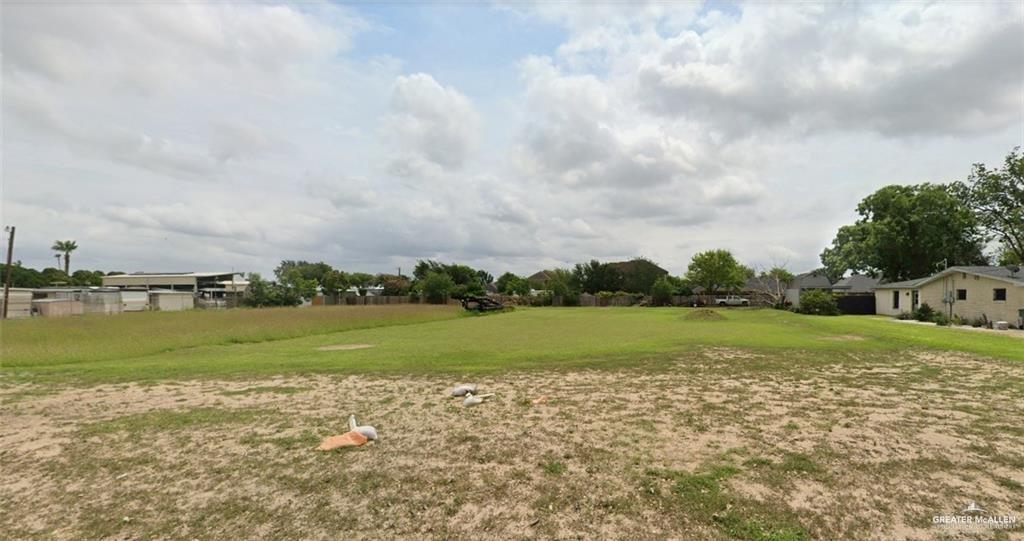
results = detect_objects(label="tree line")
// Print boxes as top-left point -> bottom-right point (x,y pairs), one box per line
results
821,148 -> 1023,282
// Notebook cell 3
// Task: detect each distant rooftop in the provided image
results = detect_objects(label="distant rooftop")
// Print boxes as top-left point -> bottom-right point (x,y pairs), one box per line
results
107,272 -> 241,278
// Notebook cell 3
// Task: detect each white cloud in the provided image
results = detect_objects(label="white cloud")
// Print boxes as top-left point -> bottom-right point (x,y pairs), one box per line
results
382,73 -> 481,175
2,2 -> 1021,278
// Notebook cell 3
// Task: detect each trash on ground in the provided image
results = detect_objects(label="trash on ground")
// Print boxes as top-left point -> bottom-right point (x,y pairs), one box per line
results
451,384 -> 477,397
531,395 -> 549,405
348,414 -> 378,440
317,431 -> 368,451
463,392 -> 494,407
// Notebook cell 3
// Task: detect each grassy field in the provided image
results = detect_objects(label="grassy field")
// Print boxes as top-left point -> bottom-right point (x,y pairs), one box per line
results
2,307 -> 1023,539
2,306 -> 1022,383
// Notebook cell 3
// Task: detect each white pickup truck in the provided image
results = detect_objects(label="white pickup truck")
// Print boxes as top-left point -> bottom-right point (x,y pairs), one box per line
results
715,295 -> 749,306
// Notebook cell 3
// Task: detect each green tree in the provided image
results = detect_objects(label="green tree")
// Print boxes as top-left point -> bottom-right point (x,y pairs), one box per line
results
376,274 -> 411,296
281,269 -> 317,300
51,240 -> 78,275
347,272 -> 375,288
242,273 -> 276,307
953,148 -> 1024,264
495,272 -> 529,295
545,268 -> 578,305
572,260 -> 624,294
0,263 -> 46,288
70,270 -> 103,286
998,249 -> 1022,266
685,250 -> 746,294
649,275 -> 674,306
41,267 -> 70,286
420,271 -> 454,304
821,184 -> 987,282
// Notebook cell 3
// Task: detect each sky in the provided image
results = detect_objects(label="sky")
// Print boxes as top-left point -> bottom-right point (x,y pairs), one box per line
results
2,1 -> 1022,278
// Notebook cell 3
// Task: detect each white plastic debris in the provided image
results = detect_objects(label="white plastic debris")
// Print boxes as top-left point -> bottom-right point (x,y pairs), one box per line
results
451,384 -> 477,397
462,392 -> 495,407
348,414 -> 379,440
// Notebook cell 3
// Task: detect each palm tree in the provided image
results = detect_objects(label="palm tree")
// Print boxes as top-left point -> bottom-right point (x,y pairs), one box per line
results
51,240 -> 78,275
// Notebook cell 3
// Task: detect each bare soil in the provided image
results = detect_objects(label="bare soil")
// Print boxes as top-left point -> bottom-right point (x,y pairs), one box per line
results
315,344 -> 376,351
2,350 -> 1022,540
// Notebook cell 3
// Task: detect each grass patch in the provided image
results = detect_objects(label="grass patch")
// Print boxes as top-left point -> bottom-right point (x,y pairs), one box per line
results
683,308 -> 727,321
541,458 -> 568,475
646,464 -> 808,540
81,407 -> 271,439
3,308 -> 1023,383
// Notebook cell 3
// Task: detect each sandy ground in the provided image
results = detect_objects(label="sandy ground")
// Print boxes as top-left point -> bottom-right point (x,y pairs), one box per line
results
2,349 -> 1023,540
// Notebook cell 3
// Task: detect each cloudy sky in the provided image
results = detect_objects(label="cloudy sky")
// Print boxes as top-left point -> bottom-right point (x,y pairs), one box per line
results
2,1 -> 1022,278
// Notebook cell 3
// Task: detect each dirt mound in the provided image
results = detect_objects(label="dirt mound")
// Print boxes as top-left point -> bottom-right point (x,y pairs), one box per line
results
683,309 -> 727,321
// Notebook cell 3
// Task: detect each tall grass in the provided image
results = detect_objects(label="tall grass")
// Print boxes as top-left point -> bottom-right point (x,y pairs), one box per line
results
0,304 -> 460,368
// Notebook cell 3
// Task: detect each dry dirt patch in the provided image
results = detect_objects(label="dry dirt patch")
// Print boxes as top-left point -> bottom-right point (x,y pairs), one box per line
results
2,351 -> 1022,540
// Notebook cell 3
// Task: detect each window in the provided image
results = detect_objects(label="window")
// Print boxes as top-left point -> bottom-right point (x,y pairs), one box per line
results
994,288 -> 1007,302
892,290 -> 899,309
956,289 -> 967,301
912,290 -> 919,307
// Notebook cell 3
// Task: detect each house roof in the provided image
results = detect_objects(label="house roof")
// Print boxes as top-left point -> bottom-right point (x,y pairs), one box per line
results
607,259 -> 669,276
873,266 -> 1024,290
527,270 -> 553,283
789,271 -> 832,289
921,266 -> 1024,287
872,277 -> 928,290
832,274 -> 881,293
106,272 -> 241,279
742,275 -> 789,292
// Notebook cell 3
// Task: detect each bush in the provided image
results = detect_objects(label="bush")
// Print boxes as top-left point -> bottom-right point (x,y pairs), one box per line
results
912,303 -> 935,322
932,312 -> 951,326
420,272 -> 455,304
649,275 -> 674,307
795,290 -> 840,316
895,311 -> 913,320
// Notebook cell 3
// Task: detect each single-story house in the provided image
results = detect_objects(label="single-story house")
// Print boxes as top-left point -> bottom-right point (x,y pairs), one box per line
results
832,274 -> 881,294
874,266 -> 1024,326
873,277 -> 929,316
784,270 -> 833,307
527,270 -> 554,288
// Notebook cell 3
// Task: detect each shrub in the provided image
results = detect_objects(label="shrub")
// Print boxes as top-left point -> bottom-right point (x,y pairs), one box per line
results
650,275 -> 674,307
420,272 -> 455,304
795,290 -> 839,316
932,312 -> 951,326
912,303 -> 935,322
895,311 -> 913,320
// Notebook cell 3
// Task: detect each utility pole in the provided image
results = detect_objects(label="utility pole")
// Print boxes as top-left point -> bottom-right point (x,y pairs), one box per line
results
2,226 -> 15,320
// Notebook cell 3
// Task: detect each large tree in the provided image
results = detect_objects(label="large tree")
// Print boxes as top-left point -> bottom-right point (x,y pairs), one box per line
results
821,184 -> 987,282
51,240 -> 77,275
685,250 -> 746,294
571,260 -> 624,294
953,148 -> 1024,264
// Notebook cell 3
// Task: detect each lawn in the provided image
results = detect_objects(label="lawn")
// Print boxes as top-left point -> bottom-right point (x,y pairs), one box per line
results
2,307 -> 1023,539
2,306 -> 1022,382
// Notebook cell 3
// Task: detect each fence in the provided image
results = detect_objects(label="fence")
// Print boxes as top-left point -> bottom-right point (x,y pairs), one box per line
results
836,294 -> 876,315
342,295 -> 416,306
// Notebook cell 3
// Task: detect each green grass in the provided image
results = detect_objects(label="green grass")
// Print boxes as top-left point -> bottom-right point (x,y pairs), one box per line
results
80,407 -> 273,439
0,304 -> 460,367
2,307 -> 1022,383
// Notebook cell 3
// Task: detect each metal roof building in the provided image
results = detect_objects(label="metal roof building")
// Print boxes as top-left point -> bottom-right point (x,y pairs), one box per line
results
102,272 -> 246,293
